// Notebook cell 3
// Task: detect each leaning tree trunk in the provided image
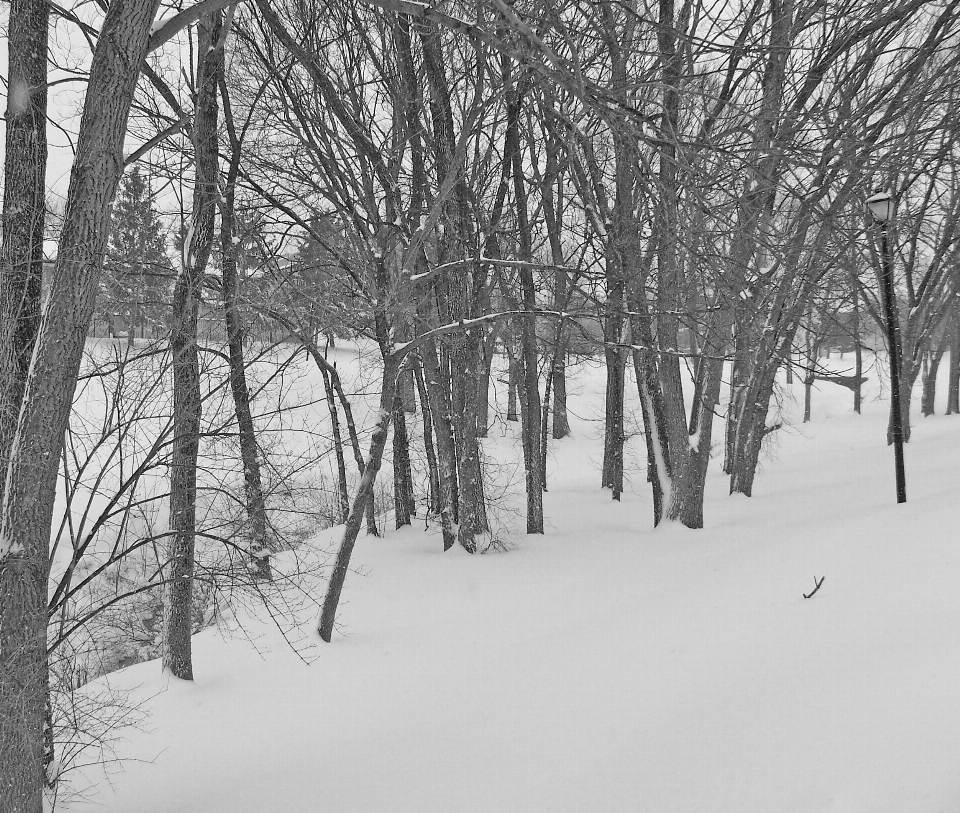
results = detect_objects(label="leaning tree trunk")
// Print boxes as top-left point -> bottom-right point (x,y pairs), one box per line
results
220,69 -> 271,581
0,0 -> 159,808
163,11 -> 224,680
318,355 -> 399,641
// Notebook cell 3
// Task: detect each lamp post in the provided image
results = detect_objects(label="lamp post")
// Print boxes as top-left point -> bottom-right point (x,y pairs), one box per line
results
866,189 -> 906,503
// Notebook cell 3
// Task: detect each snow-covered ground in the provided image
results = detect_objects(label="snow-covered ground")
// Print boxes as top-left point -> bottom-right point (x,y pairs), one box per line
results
60,350 -> 960,813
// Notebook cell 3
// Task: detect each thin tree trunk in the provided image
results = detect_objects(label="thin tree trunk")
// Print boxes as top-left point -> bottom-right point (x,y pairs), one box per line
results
163,11 -> 224,680
300,336 -> 378,535
320,364 -> 350,523
508,86 -> 544,533
506,343 -> 520,421
413,358 -> 440,513
541,351 -> 553,492
419,340 -> 458,551
601,345 -> 626,499
0,0 -> 159,806
220,66 -> 271,581
318,356 -> 399,642
392,393 -> 415,528
551,349 -> 570,439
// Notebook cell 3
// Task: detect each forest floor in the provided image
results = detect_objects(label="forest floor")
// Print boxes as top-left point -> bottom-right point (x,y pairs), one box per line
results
61,348 -> 960,813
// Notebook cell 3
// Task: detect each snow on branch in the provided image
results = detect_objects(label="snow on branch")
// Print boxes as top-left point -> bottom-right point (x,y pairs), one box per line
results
409,256 -> 578,284
148,0 -> 241,53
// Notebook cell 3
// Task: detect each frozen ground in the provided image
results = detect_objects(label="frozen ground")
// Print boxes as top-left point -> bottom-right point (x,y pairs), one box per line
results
61,351 -> 960,813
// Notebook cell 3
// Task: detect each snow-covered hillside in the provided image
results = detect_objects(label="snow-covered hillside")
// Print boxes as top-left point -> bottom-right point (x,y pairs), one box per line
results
62,351 -> 960,813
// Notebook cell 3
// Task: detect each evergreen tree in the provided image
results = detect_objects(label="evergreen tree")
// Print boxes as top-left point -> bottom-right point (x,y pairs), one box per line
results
100,166 -> 172,340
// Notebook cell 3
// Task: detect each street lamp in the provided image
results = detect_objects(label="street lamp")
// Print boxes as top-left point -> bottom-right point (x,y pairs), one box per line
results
866,189 -> 906,503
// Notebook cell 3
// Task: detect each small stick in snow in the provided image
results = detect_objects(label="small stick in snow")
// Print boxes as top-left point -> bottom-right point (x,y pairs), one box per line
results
803,576 -> 825,599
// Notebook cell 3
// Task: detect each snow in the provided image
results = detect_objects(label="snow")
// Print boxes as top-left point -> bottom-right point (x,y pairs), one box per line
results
60,349 -> 960,813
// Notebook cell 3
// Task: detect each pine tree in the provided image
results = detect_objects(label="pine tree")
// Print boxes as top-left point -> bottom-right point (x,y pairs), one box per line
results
100,166 -> 172,340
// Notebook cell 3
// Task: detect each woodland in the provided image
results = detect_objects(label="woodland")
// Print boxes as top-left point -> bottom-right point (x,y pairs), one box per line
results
2,0 -> 960,809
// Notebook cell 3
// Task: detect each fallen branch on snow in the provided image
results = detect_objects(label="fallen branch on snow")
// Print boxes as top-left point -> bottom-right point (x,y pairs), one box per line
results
803,576 -> 825,599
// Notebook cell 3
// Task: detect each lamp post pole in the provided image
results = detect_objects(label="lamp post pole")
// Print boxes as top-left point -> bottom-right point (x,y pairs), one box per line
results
875,213 -> 907,503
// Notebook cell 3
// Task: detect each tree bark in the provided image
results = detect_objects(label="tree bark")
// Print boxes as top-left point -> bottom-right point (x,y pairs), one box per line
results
220,65 -> 271,581
392,393 -> 415,528
507,85 -> 544,533
163,10 -> 224,680
948,310 -> 960,415
412,359 -> 440,513
318,357 -> 398,641
418,340 -> 459,551
0,0 -> 48,484
0,0 -> 159,807
920,333 -> 948,416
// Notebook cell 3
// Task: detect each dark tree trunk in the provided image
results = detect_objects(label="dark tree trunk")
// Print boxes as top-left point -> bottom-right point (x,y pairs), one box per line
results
413,359 -> 440,514
508,86 -> 544,533
476,326 -> 495,438
320,364 -> 350,523
163,11 -> 224,681
418,341 -> 458,551
0,1 -> 50,805
0,0 -> 48,482
0,0 -> 159,806
506,343 -> 520,421
220,66 -> 271,582
601,346 -> 626,499
551,349 -> 570,439
392,394 -> 415,528
948,312 -> 960,415
852,273 -> 863,413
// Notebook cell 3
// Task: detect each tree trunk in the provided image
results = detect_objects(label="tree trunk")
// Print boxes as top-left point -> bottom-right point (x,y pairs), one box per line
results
551,348 -> 570,439
601,345 -> 626,499
948,311 -> 960,415
300,336 -> 377,532
318,357 -> 398,641
413,359 -> 440,513
320,364 -> 350,523
508,87 -> 544,534
921,333 -> 948,416
506,343 -> 520,421
0,2 -> 51,804
0,0 -> 48,484
852,272 -> 863,413
0,0 -> 158,807
392,394 -> 415,528
888,354 -> 918,444
220,65 -> 271,581
418,341 -> 458,551
163,11 -> 224,680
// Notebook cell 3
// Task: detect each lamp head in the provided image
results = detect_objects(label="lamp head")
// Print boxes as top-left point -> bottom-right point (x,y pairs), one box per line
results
866,189 -> 895,222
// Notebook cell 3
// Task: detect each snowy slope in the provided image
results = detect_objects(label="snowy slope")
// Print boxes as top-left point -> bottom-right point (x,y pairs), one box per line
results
61,352 -> 960,813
